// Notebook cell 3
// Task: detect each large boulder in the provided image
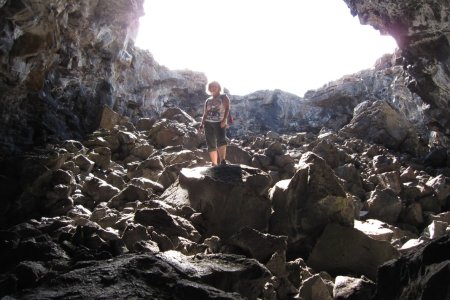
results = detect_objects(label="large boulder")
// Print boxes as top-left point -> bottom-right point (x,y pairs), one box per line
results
107,184 -> 149,211
312,139 -> 347,169
298,273 -> 333,300
225,145 -> 253,166
334,163 -> 366,200
228,227 -> 287,264
82,176 -> 120,206
374,234 -> 450,300
13,252 -> 270,300
134,207 -> 201,243
158,251 -> 271,300
161,165 -> 273,240
269,152 -> 355,257
148,119 -> 201,150
160,107 -> 197,126
426,175 -> 450,208
333,275 -> 376,300
307,223 -> 399,281
340,101 -> 422,155
366,188 -> 402,224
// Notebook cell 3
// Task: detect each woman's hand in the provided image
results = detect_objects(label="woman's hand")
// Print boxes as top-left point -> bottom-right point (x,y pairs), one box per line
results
220,119 -> 227,128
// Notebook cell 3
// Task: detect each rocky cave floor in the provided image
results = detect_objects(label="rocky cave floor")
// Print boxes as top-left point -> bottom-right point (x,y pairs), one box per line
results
0,109 -> 449,300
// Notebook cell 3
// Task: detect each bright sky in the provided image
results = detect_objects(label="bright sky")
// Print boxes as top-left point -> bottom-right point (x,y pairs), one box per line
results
135,0 -> 398,97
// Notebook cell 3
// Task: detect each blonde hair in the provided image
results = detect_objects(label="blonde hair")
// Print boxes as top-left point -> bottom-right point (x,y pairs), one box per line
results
207,81 -> 222,94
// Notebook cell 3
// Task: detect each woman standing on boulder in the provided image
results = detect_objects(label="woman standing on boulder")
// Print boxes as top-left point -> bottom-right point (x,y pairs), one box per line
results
199,81 -> 230,166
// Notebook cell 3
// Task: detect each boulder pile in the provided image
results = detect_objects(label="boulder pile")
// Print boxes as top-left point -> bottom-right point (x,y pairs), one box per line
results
0,104 -> 448,299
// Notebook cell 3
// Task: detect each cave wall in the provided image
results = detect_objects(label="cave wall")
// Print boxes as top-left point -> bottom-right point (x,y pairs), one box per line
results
343,0 -> 450,138
0,0 -> 207,155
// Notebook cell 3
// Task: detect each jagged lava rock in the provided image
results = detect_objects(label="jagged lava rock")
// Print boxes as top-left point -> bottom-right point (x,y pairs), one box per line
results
344,0 -> 450,139
162,165 -> 272,239
307,223 -> 399,281
269,152 -> 355,258
339,100 -> 423,155
374,234 -> 450,300
13,252 -> 269,300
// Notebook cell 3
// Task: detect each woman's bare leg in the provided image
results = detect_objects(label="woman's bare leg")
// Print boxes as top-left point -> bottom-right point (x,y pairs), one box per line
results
209,150 -> 218,165
217,145 -> 227,163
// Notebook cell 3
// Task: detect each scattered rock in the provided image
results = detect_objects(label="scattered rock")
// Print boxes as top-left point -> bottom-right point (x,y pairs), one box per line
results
333,275 -> 376,300
375,235 -> 450,300
307,223 -> 399,281
269,152 -> 354,257
340,101 -> 421,155
228,227 -> 287,263
298,273 -> 333,300
175,165 -> 272,239
366,188 -> 402,224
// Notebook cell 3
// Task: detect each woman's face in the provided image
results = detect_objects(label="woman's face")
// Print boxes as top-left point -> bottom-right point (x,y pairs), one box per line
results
209,84 -> 220,96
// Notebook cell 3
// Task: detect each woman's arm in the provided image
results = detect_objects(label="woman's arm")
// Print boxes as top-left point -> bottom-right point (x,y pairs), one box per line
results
221,94 -> 230,128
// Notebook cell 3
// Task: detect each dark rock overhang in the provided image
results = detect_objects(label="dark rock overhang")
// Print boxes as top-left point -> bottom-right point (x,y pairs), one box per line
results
344,0 -> 450,136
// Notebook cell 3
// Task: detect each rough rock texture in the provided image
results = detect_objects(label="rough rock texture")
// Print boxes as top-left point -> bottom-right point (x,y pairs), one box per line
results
228,227 -> 288,264
269,152 -> 355,258
0,114 -> 448,299
0,0 -> 207,154
375,234 -> 450,300
343,0 -> 450,141
339,100 -> 423,155
307,223 -> 399,281
333,275 -> 376,300
10,252 -> 270,300
166,165 -> 273,239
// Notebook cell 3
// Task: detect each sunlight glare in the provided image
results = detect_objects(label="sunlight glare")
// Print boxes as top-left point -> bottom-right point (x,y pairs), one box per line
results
136,0 -> 398,96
